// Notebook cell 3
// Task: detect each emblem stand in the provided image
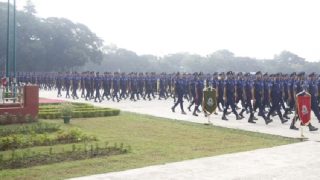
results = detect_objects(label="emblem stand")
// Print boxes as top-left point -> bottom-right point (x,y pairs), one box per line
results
295,90 -> 311,141
300,121 -> 305,139
202,87 -> 217,126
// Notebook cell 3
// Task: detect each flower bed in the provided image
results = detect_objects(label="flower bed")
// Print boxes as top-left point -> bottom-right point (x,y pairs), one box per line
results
0,113 -> 38,125
0,142 -> 130,170
0,122 -> 60,136
0,128 -> 97,151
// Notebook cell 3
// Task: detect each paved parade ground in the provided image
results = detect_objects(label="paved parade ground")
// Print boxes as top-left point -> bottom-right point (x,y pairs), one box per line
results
39,90 -> 320,180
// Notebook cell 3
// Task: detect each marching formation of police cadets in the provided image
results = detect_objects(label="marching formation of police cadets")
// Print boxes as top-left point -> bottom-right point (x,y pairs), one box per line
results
8,70 -> 320,131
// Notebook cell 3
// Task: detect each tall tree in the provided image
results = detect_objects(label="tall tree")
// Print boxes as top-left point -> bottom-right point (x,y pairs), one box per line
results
0,2 -> 104,72
23,0 -> 36,15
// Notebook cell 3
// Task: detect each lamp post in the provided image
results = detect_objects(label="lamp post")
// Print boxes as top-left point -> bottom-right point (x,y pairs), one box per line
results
5,0 -> 17,95
13,0 -> 16,78
6,0 -> 10,79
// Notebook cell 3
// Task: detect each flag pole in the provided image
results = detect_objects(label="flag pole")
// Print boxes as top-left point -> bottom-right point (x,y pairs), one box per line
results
6,0 -> 10,79
6,0 -> 11,95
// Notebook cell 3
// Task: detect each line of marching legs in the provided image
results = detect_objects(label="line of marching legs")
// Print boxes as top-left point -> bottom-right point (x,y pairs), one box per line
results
171,71 -> 320,132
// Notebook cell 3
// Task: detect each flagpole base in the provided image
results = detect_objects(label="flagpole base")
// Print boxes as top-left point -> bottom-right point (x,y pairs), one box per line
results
203,113 -> 212,126
299,125 -> 308,141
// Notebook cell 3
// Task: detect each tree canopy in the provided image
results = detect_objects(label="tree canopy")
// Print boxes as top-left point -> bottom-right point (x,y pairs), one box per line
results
0,2 -> 104,72
1,2 -> 320,73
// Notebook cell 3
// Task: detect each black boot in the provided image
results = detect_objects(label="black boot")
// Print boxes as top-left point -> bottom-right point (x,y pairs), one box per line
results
192,111 -> 198,116
222,115 -> 228,121
187,105 -> 191,112
308,124 -> 318,131
281,118 -> 288,124
239,109 -> 245,118
236,115 -> 243,120
290,125 -> 299,130
248,115 -> 256,124
290,116 -> 298,130
264,117 -> 273,125
283,114 -> 290,120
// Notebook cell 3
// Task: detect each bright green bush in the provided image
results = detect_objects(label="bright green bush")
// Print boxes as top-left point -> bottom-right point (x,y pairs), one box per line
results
0,128 -> 97,151
39,104 -> 120,119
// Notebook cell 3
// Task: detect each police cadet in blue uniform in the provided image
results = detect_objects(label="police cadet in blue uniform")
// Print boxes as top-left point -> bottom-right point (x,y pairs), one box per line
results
159,73 -> 167,100
266,73 -> 288,124
262,73 -> 271,112
143,73 -> 152,101
211,72 -> 219,91
187,72 -> 197,112
56,72 -> 63,97
120,73 -> 127,100
84,72 -> 91,101
112,72 -> 120,102
222,71 -> 242,120
163,73 -> 169,98
278,74 -> 289,119
80,72 -> 86,98
241,73 -> 259,123
90,72 -> 95,99
253,71 -> 272,124
130,72 -> 138,101
137,73 -> 144,100
183,73 -> 190,102
290,72 -> 318,131
211,72 -> 219,115
49,73 -> 54,90
64,72 -> 71,98
71,72 -> 79,99
193,72 -> 204,116
308,72 -> 320,122
217,72 -> 226,112
151,72 -> 157,99
171,72 -> 187,114
236,72 -> 246,116
285,72 -> 297,117
94,72 -> 102,102
102,72 -> 111,100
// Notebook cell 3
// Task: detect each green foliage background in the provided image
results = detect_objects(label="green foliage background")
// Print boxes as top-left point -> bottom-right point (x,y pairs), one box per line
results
1,2 -> 319,73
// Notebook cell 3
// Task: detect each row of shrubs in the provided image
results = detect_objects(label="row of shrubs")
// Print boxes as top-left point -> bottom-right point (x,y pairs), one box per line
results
0,128 -> 97,151
0,113 -> 38,125
40,102 -> 92,106
39,103 -> 93,110
0,122 -> 60,137
0,142 -> 130,170
38,109 -> 120,119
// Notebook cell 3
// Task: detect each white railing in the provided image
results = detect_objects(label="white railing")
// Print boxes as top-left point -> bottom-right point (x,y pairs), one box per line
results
1,85 -> 24,105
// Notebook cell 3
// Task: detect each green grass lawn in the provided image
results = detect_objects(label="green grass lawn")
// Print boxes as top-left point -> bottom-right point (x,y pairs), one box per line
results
0,112 -> 298,180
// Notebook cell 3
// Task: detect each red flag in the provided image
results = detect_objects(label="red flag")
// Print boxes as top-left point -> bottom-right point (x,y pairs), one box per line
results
296,93 -> 311,125
1,78 -> 6,86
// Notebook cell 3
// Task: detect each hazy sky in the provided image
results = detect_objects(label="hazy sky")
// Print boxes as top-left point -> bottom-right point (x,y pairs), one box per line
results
5,0 -> 320,61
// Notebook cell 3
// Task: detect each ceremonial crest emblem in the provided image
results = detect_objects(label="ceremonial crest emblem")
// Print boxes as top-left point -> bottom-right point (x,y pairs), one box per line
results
296,91 -> 312,125
202,88 -> 217,115
207,97 -> 214,106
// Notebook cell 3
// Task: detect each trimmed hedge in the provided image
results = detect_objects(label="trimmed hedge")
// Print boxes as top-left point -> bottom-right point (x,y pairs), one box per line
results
38,103 -> 120,119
